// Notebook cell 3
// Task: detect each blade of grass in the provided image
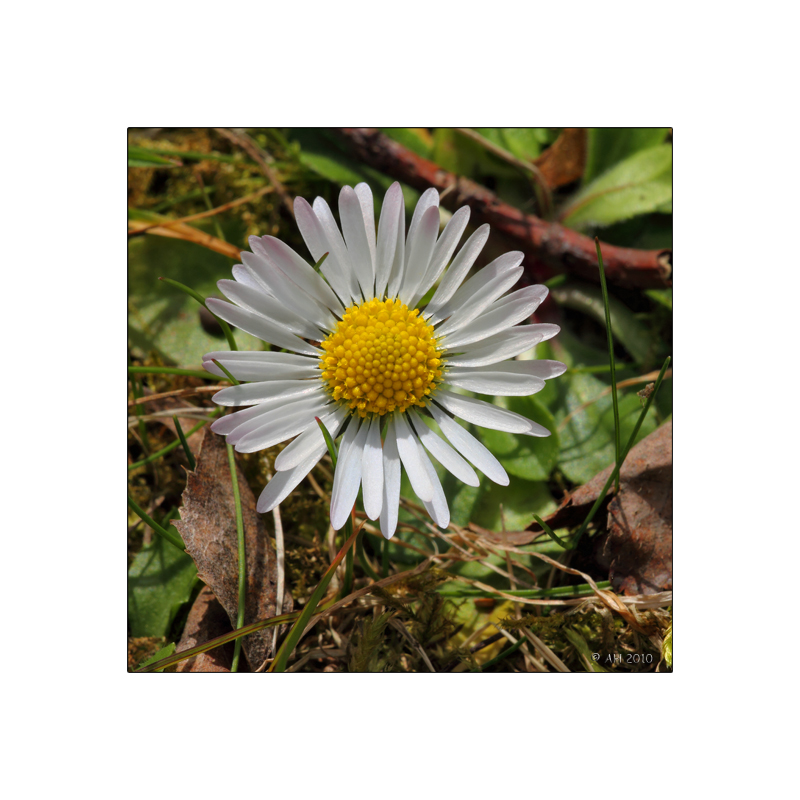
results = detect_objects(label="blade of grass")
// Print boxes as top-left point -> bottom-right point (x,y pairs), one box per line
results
127,496 -> 185,551
133,609 -> 302,672
128,413 -> 220,471
211,359 -> 240,386
570,355 -> 671,548
172,416 -> 196,471
158,276 -> 238,351
269,524 -> 360,672
128,366 -> 216,380
595,237 -> 621,492
227,443 -> 246,672
531,513 -> 570,550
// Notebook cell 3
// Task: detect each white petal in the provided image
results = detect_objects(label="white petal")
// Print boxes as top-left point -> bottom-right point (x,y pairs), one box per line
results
213,379 -> 322,407
354,183 -> 377,283
408,409 -> 479,487
217,279 -> 325,340
211,397 -> 288,437
380,418 -> 402,540
375,183 -> 402,297
427,404 -> 509,485
386,193 -> 407,299
273,405 -> 348,471
257,444 -> 327,513
330,417 -> 370,529
203,358 -> 318,382
393,412 -> 434,502
231,264 -> 262,290
313,196 -> 362,302
256,235 -> 345,315
223,393 -> 328,441
433,253 -> 524,335
406,187 -> 439,253
434,389 -> 551,436
232,396 -> 333,453
399,204 -> 439,305
239,251 -> 337,332
361,416 -> 384,520
294,196 -> 352,304
339,185 -> 375,298
445,362 -> 554,396
445,324 -> 561,367
440,285 -> 549,349
419,448 -> 450,529
411,205 -> 470,306
424,224 -> 490,315
207,298 -> 321,357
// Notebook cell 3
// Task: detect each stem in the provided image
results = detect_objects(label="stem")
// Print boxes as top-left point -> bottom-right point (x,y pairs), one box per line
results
128,415 -> 217,471
227,443 -> 247,672
595,237 -> 621,492
128,366 -> 215,379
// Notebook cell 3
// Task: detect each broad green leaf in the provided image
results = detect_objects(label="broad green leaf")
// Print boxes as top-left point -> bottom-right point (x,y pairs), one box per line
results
551,282 -> 654,366
493,127 -> 555,161
127,218 -> 263,365
562,144 -> 672,231
380,128 -> 433,158
128,518 -> 198,638
471,478 -> 556,533
584,128 -> 670,183
555,372 -> 659,484
478,396 -> 559,480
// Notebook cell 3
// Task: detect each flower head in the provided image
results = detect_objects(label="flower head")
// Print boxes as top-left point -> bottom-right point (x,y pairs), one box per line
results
204,183 -> 565,538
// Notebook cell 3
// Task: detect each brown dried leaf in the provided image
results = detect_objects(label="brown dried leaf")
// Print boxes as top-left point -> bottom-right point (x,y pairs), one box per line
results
173,428 -> 292,668
175,586 -> 232,672
128,217 -> 241,260
533,128 -> 587,189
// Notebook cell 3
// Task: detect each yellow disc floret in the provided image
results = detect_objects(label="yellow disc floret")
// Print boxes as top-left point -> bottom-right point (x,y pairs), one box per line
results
319,297 -> 443,417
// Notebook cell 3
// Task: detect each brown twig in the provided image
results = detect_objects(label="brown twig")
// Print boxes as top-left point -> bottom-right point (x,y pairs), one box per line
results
334,128 -> 672,289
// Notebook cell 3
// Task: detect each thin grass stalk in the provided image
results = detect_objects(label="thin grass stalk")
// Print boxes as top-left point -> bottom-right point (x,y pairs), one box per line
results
172,416 -> 196,471
571,356 -> 671,547
211,359 -> 240,386
128,366 -> 216,380
595,238 -> 621,492
270,525 -> 360,672
227,443 -> 246,672
531,513 -> 570,550
128,415 -> 217,471
127,496 -> 185,551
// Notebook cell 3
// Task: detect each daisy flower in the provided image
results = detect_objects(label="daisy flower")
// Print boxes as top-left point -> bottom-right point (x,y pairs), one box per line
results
203,182 -> 565,539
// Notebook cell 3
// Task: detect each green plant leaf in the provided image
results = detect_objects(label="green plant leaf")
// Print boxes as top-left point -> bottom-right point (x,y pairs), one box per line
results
128,145 -> 183,168
128,517 -> 198,638
583,128 -> 670,183
135,642 -> 176,672
471,478 -> 556,532
555,372 -> 659,484
477,396 -> 559,480
127,219 -> 263,365
561,144 -> 672,231
379,128 -> 433,158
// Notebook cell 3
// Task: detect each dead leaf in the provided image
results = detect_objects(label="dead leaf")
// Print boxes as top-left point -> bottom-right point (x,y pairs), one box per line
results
533,128 -> 587,189
127,217 -> 241,260
173,428 -> 292,668
175,586 -> 232,672
595,424 -> 672,595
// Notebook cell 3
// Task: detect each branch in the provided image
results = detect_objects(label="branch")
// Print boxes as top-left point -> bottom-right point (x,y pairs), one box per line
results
334,128 -> 672,289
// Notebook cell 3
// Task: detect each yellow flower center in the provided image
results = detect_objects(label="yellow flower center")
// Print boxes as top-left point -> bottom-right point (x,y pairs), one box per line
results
319,297 -> 443,417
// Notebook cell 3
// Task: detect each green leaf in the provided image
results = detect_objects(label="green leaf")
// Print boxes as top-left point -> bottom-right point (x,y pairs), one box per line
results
379,128 -> 433,158
471,478 -> 556,532
492,127 -> 554,161
562,144 -> 672,231
136,642 -> 176,672
555,372 -> 658,484
583,128 -> 670,183
127,218 -> 263,365
551,282 -> 654,366
128,517 -> 198,637
477,396 -> 559,480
